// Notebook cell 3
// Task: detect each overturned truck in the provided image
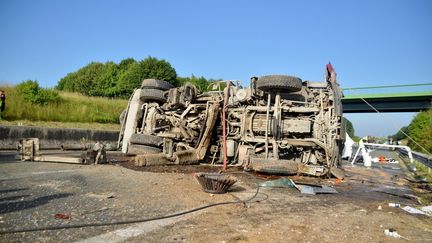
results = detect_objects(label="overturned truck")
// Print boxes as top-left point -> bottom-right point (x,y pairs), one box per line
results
118,64 -> 345,177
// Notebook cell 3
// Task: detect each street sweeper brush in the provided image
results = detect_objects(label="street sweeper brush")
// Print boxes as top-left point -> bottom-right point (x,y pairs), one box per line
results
194,172 -> 238,194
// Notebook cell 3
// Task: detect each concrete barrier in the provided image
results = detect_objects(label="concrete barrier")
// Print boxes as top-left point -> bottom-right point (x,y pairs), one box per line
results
0,125 -> 119,150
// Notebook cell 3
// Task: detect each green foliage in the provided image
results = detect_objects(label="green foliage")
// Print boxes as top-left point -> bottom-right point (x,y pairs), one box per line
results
56,57 -> 177,98
407,109 -> 432,153
343,117 -> 355,138
57,62 -> 107,95
177,75 -> 210,92
391,126 -> 408,141
16,80 -> 60,105
139,57 -> 178,86
0,85 -> 126,124
177,75 -> 224,92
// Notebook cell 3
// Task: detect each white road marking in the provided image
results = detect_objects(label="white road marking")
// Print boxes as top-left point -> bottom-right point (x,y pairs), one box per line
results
75,211 -> 203,243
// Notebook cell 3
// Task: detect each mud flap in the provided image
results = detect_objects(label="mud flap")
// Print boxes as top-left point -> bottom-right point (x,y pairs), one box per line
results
330,167 -> 345,179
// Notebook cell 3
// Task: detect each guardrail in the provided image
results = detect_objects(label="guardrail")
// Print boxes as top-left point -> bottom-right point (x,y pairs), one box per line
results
398,149 -> 432,168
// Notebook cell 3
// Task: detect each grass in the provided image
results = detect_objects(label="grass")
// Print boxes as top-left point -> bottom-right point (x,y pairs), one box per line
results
0,86 -> 127,130
399,154 -> 432,204
412,160 -> 432,183
0,120 -> 121,131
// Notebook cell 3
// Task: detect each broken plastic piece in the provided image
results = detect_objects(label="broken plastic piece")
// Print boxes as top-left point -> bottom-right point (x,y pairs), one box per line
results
292,181 -> 338,195
401,206 -> 429,216
259,177 -> 295,188
384,229 -> 401,238
420,205 -> 432,214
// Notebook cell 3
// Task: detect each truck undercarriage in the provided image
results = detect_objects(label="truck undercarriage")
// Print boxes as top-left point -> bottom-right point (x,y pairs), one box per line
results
118,64 -> 345,177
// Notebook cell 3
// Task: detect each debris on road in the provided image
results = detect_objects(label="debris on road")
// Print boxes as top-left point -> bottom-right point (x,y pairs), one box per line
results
19,138 -> 107,164
388,203 -> 401,208
420,205 -> 432,214
259,177 -> 295,188
372,186 -> 419,200
384,229 -> 402,238
401,206 -> 429,216
330,167 -> 345,179
86,193 -> 115,200
194,173 -> 237,194
292,181 -> 338,195
54,213 -> 71,220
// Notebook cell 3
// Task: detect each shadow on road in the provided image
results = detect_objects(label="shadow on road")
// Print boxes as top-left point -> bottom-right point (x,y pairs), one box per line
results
0,188 -> 28,194
0,195 -> 31,202
0,193 -> 73,214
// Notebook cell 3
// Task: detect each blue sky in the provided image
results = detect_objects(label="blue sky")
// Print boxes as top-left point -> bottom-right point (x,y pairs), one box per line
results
0,0 -> 431,137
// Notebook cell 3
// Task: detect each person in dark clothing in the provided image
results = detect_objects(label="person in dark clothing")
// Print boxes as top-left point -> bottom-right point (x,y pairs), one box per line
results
0,90 -> 6,119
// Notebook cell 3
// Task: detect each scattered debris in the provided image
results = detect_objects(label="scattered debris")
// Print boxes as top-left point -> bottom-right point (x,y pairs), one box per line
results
405,177 -> 428,183
388,203 -> 401,208
335,178 -> 344,184
92,142 -> 107,164
378,205 -> 382,210
330,167 -> 345,179
420,205 -> 432,214
384,229 -> 401,238
54,213 -> 71,220
292,181 -> 338,195
401,206 -> 429,216
19,138 -> 107,164
194,173 -> 237,194
259,177 -> 295,188
87,193 -> 115,200
372,187 -> 419,200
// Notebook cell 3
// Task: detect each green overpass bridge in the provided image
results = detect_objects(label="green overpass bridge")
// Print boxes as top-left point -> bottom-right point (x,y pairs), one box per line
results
342,83 -> 432,113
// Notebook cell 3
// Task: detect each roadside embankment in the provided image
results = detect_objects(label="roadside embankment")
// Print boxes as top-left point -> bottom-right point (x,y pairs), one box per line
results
0,125 -> 119,150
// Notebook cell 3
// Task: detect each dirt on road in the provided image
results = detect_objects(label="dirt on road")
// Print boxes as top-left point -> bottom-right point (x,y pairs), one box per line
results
1,151 -> 432,242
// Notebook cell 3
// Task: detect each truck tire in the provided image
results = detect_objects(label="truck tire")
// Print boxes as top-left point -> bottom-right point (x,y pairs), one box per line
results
129,134 -> 163,147
141,79 -> 174,91
127,144 -> 162,155
140,89 -> 167,103
257,75 -> 303,92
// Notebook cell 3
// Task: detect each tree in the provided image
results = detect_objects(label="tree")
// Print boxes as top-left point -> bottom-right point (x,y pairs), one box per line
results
343,117 -> 355,138
116,62 -> 144,97
407,109 -> 432,153
57,57 -> 178,98
90,62 -> 120,97
177,75 -> 210,92
56,62 -> 106,95
391,126 -> 408,141
139,57 -> 178,86
17,80 -> 60,105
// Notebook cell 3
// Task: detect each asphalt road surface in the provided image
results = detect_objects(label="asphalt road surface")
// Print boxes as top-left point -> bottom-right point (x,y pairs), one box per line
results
1,150 -> 432,242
